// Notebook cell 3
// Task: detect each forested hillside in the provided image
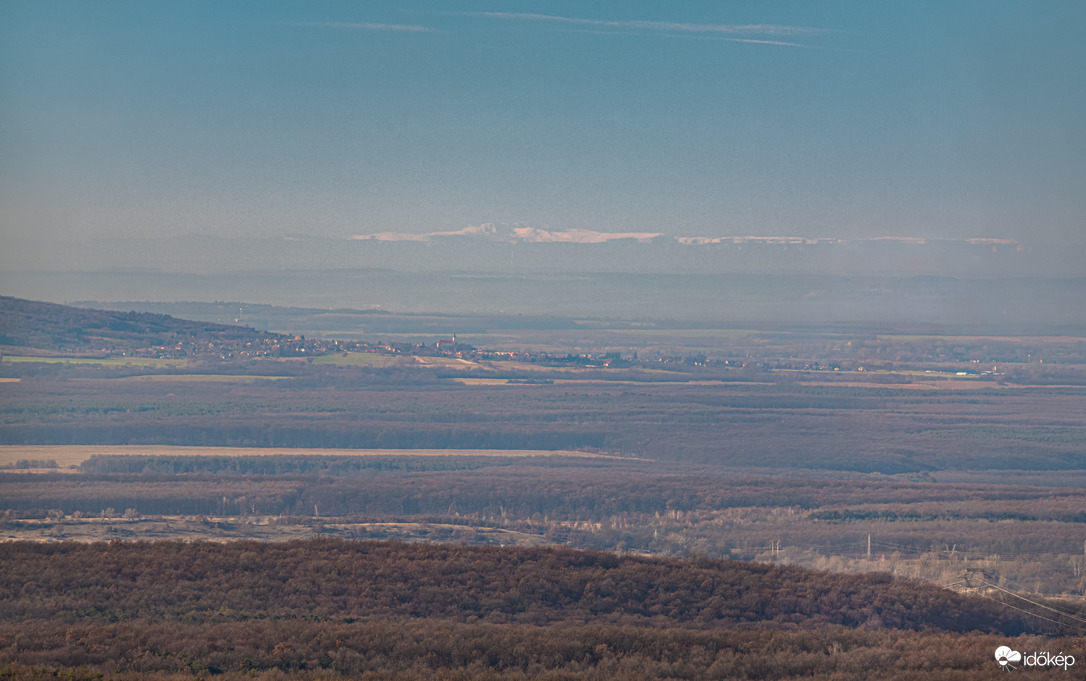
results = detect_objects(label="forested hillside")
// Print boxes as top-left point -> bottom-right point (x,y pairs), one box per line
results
0,540 -> 1028,632
1,539 -> 1076,680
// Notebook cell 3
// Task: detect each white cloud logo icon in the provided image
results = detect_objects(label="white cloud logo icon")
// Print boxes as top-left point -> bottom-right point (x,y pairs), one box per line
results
995,646 -> 1022,669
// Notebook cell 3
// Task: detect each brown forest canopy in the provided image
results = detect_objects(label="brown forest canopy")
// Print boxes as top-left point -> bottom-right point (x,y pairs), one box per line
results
0,539 -> 1041,634
1,539 -> 1080,680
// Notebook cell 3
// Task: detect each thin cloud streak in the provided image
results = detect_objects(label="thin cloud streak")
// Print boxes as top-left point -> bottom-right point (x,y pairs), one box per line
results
724,38 -> 812,48
302,21 -> 436,33
460,11 -> 829,38
564,29 -> 811,48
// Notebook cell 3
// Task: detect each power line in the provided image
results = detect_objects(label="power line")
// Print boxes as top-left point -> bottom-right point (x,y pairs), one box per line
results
978,579 -> 1086,628
976,590 -> 1086,634
971,590 -> 1080,631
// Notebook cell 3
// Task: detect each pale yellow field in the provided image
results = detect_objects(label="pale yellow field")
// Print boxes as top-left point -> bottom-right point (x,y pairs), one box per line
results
111,374 -> 291,382
413,356 -> 483,368
0,444 -> 615,468
452,377 -> 774,387
479,361 -> 682,376
797,380 -> 997,390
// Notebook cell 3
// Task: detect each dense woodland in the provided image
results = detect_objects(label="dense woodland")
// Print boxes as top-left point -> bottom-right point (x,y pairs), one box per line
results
0,540 -> 1026,630
2,539 -> 1083,680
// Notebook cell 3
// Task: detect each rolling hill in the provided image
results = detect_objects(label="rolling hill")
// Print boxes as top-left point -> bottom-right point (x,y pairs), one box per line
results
0,295 -> 282,352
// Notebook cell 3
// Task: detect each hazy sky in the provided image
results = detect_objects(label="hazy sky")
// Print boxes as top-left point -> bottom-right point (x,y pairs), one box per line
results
2,1 -> 1085,246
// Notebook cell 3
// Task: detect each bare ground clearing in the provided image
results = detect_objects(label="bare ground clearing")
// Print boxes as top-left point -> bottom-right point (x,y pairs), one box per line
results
0,445 -> 610,468
0,515 -> 553,546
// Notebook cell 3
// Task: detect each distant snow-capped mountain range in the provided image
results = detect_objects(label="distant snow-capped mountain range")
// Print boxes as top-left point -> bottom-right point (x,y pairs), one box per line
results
351,223 -> 663,243
350,223 -> 1021,248
5,225 -> 1075,287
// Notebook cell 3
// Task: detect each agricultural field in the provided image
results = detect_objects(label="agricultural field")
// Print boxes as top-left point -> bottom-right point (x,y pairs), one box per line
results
0,444 -> 616,469
309,351 -> 405,367
2,355 -> 187,368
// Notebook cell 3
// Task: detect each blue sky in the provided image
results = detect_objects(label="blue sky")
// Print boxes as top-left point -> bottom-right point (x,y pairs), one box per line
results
2,1 -> 1084,246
